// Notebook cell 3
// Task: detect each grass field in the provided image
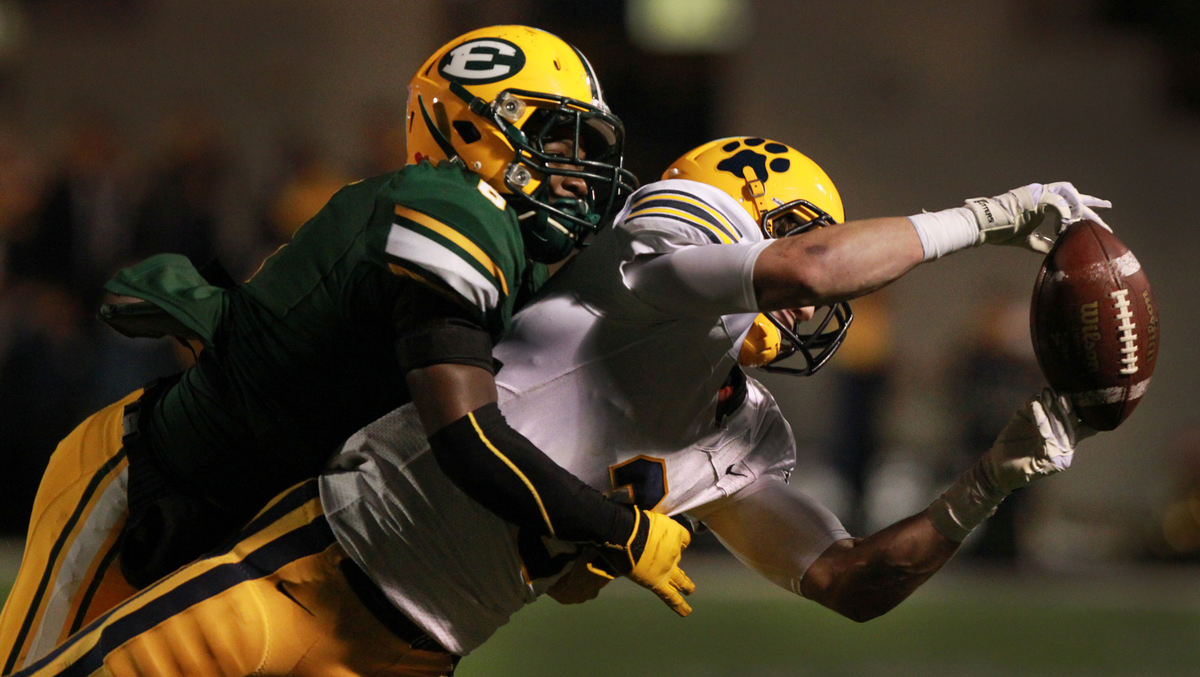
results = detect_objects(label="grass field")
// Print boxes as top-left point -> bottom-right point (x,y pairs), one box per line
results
3,551 -> 1196,676
460,555 -> 1200,677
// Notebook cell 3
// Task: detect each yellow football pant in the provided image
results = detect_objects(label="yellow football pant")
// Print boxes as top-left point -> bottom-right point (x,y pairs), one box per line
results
0,389 -> 142,673
12,480 -> 459,677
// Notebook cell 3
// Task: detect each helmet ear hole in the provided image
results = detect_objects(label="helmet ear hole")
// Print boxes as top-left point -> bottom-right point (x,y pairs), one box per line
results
431,100 -> 452,139
452,120 -> 482,144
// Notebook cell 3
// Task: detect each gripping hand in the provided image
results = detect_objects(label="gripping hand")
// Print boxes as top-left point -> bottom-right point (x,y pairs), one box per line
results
547,552 -> 612,605
965,182 -> 1112,253
979,388 -> 1095,493
595,509 -> 695,616
928,389 -> 1095,541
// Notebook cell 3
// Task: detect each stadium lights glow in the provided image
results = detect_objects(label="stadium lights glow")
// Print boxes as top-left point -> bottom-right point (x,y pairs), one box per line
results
625,0 -> 750,54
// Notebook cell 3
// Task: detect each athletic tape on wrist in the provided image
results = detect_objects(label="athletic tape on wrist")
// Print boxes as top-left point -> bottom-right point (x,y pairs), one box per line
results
907,207 -> 980,260
925,463 -> 1006,542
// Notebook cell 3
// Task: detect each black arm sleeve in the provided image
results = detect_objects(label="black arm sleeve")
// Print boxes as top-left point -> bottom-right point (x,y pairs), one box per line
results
393,287 -> 497,373
395,317 -> 496,373
428,403 -> 636,549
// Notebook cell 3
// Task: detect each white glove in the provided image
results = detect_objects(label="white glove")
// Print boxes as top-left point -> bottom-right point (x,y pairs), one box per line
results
965,182 -> 1113,254
980,388 -> 1094,492
927,389 -> 1095,541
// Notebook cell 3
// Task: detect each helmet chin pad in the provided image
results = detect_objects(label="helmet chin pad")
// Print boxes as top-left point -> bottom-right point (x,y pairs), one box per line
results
739,314 -> 781,368
516,194 -> 598,263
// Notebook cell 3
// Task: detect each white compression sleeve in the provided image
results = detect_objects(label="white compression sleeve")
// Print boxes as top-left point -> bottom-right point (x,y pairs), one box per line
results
907,207 -> 980,260
697,479 -> 850,595
620,240 -> 772,317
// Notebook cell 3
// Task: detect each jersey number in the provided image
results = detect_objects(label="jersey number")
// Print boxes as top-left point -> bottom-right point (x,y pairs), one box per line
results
609,456 -> 668,511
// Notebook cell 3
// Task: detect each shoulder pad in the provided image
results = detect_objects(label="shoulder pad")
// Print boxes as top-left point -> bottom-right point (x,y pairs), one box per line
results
618,179 -> 761,245
372,164 -> 526,327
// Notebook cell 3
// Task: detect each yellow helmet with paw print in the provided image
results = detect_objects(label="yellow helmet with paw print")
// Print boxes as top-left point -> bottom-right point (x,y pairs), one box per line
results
662,136 -> 844,235
664,136 -> 851,375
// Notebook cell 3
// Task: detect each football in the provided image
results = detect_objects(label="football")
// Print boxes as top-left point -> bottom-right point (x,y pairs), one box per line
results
1030,220 -> 1158,430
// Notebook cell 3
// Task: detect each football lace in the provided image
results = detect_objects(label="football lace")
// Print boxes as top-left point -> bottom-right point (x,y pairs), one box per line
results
1110,288 -> 1139,375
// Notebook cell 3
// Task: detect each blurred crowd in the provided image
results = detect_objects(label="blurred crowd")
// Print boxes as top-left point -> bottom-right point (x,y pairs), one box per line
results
788,290 -> 1200,570
0,104 -> 407,534
3,102 -> 1198,570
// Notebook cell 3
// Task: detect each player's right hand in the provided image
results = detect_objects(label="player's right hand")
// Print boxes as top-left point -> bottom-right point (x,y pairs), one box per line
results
965,182 -> 1112,253
597,509 -> 695,616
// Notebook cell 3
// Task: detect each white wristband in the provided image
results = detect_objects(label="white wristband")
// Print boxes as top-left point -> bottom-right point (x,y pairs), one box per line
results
907,207 -> 980,261
925,463 -> 1007,542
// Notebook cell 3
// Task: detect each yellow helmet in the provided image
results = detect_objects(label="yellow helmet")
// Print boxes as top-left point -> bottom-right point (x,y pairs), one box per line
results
407,25 -> 638,262
662,136 -> 844,238
664,136 -> 851,376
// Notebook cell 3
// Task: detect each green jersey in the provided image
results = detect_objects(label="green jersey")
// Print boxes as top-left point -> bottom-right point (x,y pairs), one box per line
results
104,161 -> 546,518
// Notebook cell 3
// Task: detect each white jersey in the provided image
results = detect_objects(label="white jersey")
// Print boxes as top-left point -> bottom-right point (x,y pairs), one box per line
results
491,179 -> 774,471
320,179 -> 843,655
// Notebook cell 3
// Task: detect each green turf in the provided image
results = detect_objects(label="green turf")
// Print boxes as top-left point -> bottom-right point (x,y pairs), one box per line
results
3,562 -> 1197,676
460,568 -> 1200,677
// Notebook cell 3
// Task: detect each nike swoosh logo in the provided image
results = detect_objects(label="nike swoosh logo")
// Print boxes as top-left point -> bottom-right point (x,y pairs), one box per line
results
276,580 -> 315,616
725,464 -> 747,477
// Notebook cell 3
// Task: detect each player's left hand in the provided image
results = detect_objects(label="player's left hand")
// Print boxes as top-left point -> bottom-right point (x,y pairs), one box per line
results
966,182 -> 1112,253
547,553 -> 612,604
927,388 -> 1099,542
981,388 -> 1097,493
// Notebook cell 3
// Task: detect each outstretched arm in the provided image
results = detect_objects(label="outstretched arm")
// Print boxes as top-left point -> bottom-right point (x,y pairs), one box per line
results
703,390 -> 1092,622
799,514 -> 958,622
752,182 -> 1111,312
752,216 -> 923,311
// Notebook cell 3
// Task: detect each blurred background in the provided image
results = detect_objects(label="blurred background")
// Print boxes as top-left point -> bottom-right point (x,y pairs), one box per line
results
0,0 -> 1196,674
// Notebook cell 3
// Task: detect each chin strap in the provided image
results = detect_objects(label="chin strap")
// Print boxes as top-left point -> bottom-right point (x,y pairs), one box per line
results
741,166 -> 772,224
448,80 -> 489,115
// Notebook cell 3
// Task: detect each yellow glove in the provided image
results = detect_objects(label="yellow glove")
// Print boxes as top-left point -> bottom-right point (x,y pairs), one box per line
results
594,509 -> 695,616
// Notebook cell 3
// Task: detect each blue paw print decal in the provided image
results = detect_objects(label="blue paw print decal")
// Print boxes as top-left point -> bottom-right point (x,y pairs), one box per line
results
715,138 -> 791,183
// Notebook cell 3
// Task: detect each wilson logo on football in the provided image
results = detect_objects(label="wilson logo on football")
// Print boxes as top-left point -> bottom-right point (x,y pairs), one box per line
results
439,38 -> 526,84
